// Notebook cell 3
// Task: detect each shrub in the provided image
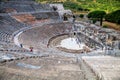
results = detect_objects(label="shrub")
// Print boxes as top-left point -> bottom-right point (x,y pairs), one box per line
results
79,14 -> 84,18
63,1 -> 84,12
103,25 -> 108,28
63,1 -> 79,10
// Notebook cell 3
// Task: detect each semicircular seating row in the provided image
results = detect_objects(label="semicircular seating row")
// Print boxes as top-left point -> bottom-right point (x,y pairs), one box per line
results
0,15 -> 33,62
0,1 -> 64,63
18,22 -> 72,49
0,13 -> 69,63
0,1 -> 53,12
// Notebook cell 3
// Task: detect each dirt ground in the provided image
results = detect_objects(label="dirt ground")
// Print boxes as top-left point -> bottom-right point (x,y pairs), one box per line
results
103,21 -> 120,31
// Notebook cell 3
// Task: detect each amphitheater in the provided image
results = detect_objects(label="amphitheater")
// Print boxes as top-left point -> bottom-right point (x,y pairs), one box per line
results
0,0 -> 120,80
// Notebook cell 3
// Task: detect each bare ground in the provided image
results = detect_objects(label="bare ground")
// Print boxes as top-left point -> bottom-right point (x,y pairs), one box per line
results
103,21 -> 120,31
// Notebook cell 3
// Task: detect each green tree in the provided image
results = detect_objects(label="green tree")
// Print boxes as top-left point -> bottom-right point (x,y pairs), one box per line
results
88,10 -> 106,25
105,10 -> 120,24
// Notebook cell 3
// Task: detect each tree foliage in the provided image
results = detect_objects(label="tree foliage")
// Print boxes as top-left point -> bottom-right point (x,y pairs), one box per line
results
63,1 -> 83,11
35,0 -> 120,13
88,10 -> 106,18
87,10 -> 106,25
105,10 -> 120,24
